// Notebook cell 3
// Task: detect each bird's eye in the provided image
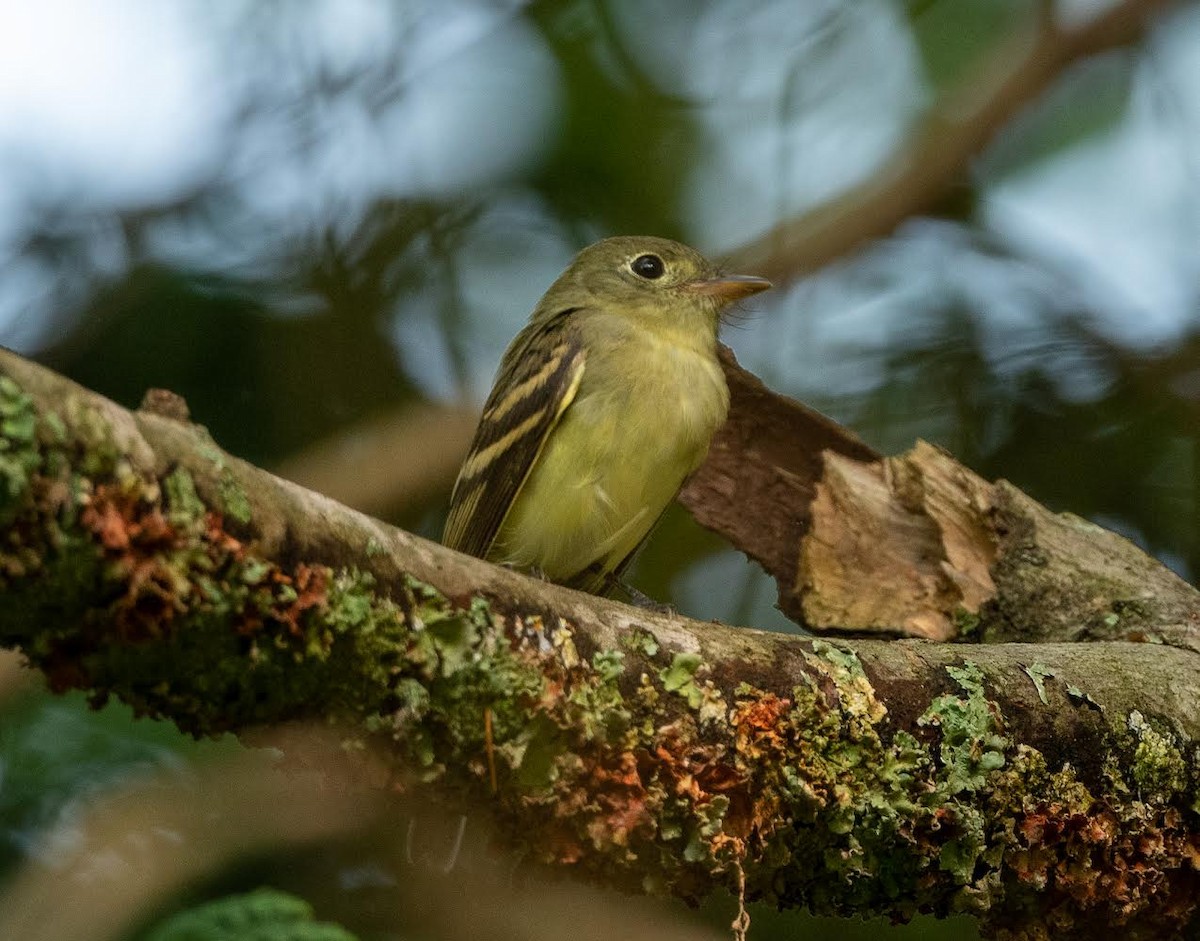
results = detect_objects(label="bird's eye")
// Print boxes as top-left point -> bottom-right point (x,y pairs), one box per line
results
630,254 -> 665,280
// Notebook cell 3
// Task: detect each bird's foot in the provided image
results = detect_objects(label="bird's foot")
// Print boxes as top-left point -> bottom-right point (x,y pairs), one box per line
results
499,561 -> 551,582
610,578 -> 676,615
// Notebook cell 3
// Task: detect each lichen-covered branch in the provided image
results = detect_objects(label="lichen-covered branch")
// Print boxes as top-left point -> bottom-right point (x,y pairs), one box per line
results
1,349 -> 1199,939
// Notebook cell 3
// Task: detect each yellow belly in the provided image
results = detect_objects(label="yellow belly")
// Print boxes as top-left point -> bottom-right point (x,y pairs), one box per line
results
490,340 -> 728,591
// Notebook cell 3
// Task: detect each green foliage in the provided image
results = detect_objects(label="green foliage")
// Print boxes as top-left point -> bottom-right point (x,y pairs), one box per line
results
981,53 -> 1134,180
43,266 -> 419,467
525,0 -> 699,236
908,0 -> 1027,90
142,888 -> 359,941
0,690 -> 238,877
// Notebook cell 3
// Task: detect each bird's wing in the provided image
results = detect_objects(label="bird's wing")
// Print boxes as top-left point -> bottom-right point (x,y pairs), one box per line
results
442,313 -> 586,560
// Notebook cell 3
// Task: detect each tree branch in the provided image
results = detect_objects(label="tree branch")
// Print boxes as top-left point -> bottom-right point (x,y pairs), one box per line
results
1,348 -> 1198,938
682,348 -> 1200,650
725,0 -> 1173,283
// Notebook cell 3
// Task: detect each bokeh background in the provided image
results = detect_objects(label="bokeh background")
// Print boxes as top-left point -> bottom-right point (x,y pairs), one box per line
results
0,1 -> 1196,938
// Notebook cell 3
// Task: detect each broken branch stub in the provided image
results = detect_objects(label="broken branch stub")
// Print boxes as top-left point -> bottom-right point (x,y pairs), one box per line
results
685,355 -> 1200,647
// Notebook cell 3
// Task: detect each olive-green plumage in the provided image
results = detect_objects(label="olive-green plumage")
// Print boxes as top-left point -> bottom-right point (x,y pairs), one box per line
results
442,236 -> 770,595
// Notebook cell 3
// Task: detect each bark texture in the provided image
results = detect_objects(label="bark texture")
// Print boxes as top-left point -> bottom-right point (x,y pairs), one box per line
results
683,349 -> 1200,652
1,349 -> 1199,940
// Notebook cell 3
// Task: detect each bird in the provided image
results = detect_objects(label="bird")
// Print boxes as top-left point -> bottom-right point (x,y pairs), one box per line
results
442,235 -> 771,597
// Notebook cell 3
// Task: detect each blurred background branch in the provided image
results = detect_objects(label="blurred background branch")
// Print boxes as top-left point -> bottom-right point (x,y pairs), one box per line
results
0,724 -> 731,941
273,401 -> 478,519
0,739 -> 384,941
729,0 -> 1172,282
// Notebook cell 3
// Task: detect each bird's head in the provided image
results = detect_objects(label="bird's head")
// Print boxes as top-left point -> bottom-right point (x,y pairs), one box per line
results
533,236 -> 771,333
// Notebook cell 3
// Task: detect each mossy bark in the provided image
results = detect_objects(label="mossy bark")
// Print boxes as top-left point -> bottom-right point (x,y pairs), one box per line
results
1,349 -> 1199,940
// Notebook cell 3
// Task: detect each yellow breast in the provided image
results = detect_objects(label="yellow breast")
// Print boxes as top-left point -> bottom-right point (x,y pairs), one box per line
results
490,330 -> 729,589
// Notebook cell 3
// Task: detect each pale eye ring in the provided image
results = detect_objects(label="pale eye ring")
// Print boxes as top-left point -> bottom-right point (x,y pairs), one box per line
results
630,254 -> 665,279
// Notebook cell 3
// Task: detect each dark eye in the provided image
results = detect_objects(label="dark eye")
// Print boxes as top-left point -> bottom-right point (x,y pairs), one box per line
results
630,254 -> 665,279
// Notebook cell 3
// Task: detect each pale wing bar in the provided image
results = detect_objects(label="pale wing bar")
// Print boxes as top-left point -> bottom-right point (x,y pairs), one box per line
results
442,316 -> 586,560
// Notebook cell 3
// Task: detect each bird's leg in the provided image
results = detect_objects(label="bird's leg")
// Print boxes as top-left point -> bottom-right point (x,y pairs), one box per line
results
499,561 -> 551,582
606,575 -> 676,615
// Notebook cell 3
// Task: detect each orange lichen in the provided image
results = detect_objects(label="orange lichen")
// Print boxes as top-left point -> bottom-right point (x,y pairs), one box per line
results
81,483 -> 187,639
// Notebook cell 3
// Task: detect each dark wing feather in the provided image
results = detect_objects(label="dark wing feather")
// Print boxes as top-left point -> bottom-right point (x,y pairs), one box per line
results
442,313 -> 586,559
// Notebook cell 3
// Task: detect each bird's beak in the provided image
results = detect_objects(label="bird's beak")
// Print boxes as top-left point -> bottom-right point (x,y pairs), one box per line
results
682,274 -> 772,302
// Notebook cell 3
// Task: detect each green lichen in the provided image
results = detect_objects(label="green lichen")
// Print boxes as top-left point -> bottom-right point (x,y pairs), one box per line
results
64,393 -> 120,478
919,662 -> 1008,797
592,649 -> 625,683
808,640 -> 887,728
41,408 -> 67,445
659,652 -> 726,724
684,794 -> 729,862
622,626 -> 659,658
1127,710 -> 1188,798
660,652 -> 703,706
1022,662 -> 1056,706
163,466 -> 205,523
0,375 -> 36,444
217,469 -> 252,524
354,580 -> 559,789
1066,684 -> 1102,710
724,644 -> 980,916
197,438 -> 252,524
809,638 -> 858,674
0,375 -> 40,513
938,804 -> 987,886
